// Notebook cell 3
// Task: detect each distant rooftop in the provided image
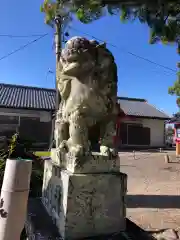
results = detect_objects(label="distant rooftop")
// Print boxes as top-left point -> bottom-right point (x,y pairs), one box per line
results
0,83 -> 170,119
117,97 -> 170,119
0,83 -> 55,111
168,113 -> 180,123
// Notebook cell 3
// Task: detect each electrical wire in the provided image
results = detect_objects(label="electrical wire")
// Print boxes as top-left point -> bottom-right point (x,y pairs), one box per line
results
0,33 -> 49,62
69,26 -> 177,73
0,34 -> 48,38
0,27 -> 177,74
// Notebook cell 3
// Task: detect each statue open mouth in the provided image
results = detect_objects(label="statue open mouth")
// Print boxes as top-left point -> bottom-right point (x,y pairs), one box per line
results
62,61 -> 80,75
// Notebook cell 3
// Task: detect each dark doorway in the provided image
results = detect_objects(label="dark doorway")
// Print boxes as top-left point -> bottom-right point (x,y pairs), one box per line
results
120,123 -> 128,145
19,117 -> 51,150
119,123 -> 150,146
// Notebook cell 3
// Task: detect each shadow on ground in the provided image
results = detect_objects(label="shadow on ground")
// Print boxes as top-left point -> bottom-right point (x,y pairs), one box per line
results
25,198 -> 155,239
127,194 -> 180,208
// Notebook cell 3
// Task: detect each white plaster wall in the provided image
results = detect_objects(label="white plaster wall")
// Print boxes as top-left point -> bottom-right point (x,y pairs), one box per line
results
39,112 -> 51,122
122,118 -> 165,147
142,118 -> 165,147
0,107 -> 52,122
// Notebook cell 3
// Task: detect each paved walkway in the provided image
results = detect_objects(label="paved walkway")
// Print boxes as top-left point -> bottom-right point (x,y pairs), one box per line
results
120,151 -> 180,231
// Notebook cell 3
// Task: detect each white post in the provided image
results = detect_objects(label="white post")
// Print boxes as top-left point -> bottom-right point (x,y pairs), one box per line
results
133,150 -> 135,160
0,159 -> 32,240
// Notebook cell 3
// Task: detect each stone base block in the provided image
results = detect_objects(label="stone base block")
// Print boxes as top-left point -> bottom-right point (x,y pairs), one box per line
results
25,199 -> 152,240
42,161 -> 127,240
50,148 -> 120,173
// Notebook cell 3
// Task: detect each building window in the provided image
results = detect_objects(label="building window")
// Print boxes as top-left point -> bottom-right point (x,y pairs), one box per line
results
0,115 -> 19,124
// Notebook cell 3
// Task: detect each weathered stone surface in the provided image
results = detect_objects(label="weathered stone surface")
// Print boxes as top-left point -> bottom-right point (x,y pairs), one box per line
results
25,199 -> 153,240
176,229 -> 180,239
51,148 -> 120,173
42,160 -> 127,240
152,229 -> 178,240
51,148 -> 61,165
55,36 -> 119,160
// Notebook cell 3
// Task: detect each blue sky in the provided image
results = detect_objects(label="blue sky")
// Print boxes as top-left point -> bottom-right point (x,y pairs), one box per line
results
0,0 -> 179,115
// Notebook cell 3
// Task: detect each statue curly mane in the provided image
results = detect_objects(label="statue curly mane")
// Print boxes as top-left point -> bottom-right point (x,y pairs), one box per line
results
55,36 -> 118,157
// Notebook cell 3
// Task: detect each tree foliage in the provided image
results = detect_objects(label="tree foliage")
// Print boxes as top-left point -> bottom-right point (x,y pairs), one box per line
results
168,68 -> 180,107
41,0 -> 180,108
166,125 -> 174,137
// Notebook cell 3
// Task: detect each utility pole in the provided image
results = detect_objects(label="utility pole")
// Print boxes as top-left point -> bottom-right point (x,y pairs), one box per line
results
49,14 -> 62,149
55,15 -> 62,111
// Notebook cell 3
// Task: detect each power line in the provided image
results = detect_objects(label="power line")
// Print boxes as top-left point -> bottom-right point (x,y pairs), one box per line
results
0,34 -> 48,38
69,27 -> 177,74
0,34 -> 49,62
46,69 -> 55,81
1,28 -> 176,74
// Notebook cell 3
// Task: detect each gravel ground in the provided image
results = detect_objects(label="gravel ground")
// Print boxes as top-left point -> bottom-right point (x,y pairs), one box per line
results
119,150 -> 180,231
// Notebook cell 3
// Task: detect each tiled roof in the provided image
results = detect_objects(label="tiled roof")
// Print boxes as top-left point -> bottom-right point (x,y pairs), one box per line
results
0,83 -> 170,119
0,83 -> 55,110
118,97 -> 170,119
168,113 -> 180,123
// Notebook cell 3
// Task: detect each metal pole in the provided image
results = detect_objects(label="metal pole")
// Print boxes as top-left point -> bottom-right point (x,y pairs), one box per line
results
133,150 -> 135,160
164,154 -> 170,163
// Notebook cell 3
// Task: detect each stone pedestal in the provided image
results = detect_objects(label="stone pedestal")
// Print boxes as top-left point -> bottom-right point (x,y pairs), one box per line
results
42,150 -> 127,239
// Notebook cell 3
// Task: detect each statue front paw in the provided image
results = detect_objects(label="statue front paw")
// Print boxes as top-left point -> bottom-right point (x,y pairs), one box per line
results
59,140 -> 69,153
100,146 -> 117,157
70,145 -> 84,157
100,145 -> 110,156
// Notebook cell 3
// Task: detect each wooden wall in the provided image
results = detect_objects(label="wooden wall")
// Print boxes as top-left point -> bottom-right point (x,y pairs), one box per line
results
0,115 -> 52,150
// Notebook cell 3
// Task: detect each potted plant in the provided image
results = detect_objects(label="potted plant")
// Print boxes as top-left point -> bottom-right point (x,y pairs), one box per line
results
0,132 -> 44,240
0,132 -> 44,195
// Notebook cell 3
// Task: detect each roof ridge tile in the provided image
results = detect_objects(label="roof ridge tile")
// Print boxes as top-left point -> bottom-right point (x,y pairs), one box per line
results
0,83 -> 56,92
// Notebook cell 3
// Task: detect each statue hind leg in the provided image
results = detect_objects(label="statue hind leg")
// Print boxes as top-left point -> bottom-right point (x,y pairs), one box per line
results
66,111 -> 90,156
55,107 -> 69,151
55,120 -> 69,149
100,118 -> 117,156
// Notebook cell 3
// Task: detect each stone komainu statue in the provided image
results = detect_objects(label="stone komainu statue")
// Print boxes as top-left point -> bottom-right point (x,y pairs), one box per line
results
55,36 -> 119,157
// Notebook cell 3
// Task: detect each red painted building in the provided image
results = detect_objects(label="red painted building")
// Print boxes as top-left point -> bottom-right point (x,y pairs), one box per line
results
167,114 -> 180,144
115,97 -> 170,148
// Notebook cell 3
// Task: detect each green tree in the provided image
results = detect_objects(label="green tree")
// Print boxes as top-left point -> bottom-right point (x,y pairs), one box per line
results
166,125 -> 174,137
41,0 -> 180,107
